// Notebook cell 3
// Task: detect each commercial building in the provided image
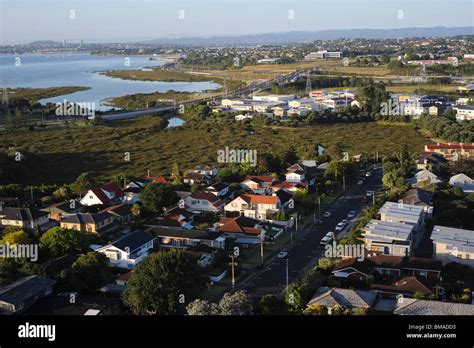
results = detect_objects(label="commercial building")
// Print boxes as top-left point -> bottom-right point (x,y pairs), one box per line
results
305,50 -> 342,60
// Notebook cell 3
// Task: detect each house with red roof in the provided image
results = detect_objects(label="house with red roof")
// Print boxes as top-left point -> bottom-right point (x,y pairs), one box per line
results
424,143 -> 474,161
180,191 -> 225,213
225,194 -> 281,220
241,175 -> 275,194
216,215 -> 265,242
80,183 -> 124,207
146,176 -> 169,185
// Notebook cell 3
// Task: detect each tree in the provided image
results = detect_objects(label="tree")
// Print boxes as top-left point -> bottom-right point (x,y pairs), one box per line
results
303,303 -> 328,315
39,227 -> 91,258
331,304 -> 349,315
139,182 -> 178,213
171,162 -> 182,185
352,307 -> 369,315
71,172 -> 98,196
122,249 -> 201,315
131,203 -> 141,221
1,230 -> 32,245
218,290 -> 253,315
259,294 -> 289,315
186,299 -> 219,315
60,251 -> 111,291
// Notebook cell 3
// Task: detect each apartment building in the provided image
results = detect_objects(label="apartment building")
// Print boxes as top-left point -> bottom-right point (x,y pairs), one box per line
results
431,225 -> 474,267
361,220 -> 415,256
424,143 -> 474,161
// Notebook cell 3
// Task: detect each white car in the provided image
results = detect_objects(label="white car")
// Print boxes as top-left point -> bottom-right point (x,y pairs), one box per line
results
366,191 -> 373,197
277,251 -> 288,259
325,232 -> 335,239
365,171 -> 372,177
348,211 -> 356,218
357,180 -> 364,185
323,211 -> 332,218
320,236 -> 332,245
335,223 -> 345,232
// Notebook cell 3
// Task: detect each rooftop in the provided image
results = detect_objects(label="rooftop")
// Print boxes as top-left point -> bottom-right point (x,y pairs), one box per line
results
362,219 -> 414,242
431,225 -> 474,253
0,275 -> 56,305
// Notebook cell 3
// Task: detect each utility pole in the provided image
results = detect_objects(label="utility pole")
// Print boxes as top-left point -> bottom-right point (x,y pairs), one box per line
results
285,257 -> 289,293
318,196 -> 321,219
343,175 -> 346,192
229,255 -> 236,288
260,234 -> 264,267
373,190 -> 376,206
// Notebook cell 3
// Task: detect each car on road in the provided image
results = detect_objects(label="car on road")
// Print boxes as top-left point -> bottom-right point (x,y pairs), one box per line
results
357,179 -> 364,185
320,236 -> 332,245
348,211 -> 356,218
365,171 -> 372,177
323,211 -> 332,218
277,251 -> 288,259
314,219 -> 323,226
335,222 -> 345,232
325,231 -> 335,239
366,190 -> 373,197
341,219 -> 348,226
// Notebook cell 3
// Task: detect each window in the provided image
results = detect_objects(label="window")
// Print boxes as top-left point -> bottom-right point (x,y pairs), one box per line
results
457,254 -> 462,259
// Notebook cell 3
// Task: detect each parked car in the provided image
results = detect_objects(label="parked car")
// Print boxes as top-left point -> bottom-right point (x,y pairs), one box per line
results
357,180 -> 364,185
347,211 -> 356,218
325,232 -> 335,239
277,251 -> 288,259
320,236 -> 332,245
323,211 -> 332,218
335,223 -> 345,232
366,191 -> 373,197
365,171 -> 372,177
341,219 -> 348,226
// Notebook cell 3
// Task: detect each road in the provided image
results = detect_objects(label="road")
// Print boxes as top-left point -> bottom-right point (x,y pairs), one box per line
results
241,166 -> 384,298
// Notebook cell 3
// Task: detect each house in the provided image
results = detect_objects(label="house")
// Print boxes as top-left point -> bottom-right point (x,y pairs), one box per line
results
186,244 -> 217,268
361,219 -> 415,256
306,287 -> 377,314
206,182 -> 230,198
80,182 -> 124,207
424,143 -> 474,161
145,207 -> 196,229
146,176 -> 168,185
241,175 -> 275,194
271,181 -> 308,193
146,226 -> 225,250
225,194 -> 282,221
431,225 -> 474,267
0,275 -> 56,314
180,191 -> 225,213
188,165 -> 218,177
24,294 -> 122,315
99,204 -> 133,224
43,254 -> 79,278
60,212 -> 115,234
183,172 -> 213,186
116,270 -> 133,286
449,173 -> 474,193
123,180 -> 147,204
41,200 -> 85,221
379,201 -> 426,242
394,299 -> 474,315
96,230 -> 155,269
370,276 -> 435,298
416,152 -> 447,171
216,215 -> 265,243
332,255 -> 442,283
285,163 -> 316,185
409,169 -> 441,187
453,105 -> 474,121
401,188 -> 433,217
0,207 -> 49,231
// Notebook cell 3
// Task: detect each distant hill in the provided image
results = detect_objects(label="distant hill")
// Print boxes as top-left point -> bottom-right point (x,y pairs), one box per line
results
143,26 -> 474,46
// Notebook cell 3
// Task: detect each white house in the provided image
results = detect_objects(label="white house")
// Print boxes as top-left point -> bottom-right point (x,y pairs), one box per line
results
122,180 -> 147,204
453,105 -> 474,121
180,191 -> 225,213
97,230 -> 155,269
410,169 -> 441,187
431,225 -> 474,267
241,175 -> 275,194
80,183 -> 124,207
449,173 -> 474,193
225,194 -> 281,221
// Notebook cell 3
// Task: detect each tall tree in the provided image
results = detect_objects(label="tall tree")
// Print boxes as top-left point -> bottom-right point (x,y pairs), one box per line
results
122,249 -> 201,315
39,227 -> 91,258
139,183 -> 178,213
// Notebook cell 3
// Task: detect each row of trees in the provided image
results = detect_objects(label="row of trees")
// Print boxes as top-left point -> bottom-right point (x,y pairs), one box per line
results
416,114 -> 474,144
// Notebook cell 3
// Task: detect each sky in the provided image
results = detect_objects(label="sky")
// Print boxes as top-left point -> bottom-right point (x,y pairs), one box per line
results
1,0 -> 473,44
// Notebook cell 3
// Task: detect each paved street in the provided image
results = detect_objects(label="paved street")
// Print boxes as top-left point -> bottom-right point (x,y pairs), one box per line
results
242,166 -> 383,298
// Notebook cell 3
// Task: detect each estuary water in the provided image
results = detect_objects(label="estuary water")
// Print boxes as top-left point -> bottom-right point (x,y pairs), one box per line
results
0,53 -> 219,110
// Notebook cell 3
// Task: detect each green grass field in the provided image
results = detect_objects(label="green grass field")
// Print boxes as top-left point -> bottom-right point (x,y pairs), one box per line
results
1,118 -> 428,185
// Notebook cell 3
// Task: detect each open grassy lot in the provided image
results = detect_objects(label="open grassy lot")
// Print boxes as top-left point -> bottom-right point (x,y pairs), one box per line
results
386,84 -> 461,94
101,68 -> 216,83
1,118 -> 428,185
